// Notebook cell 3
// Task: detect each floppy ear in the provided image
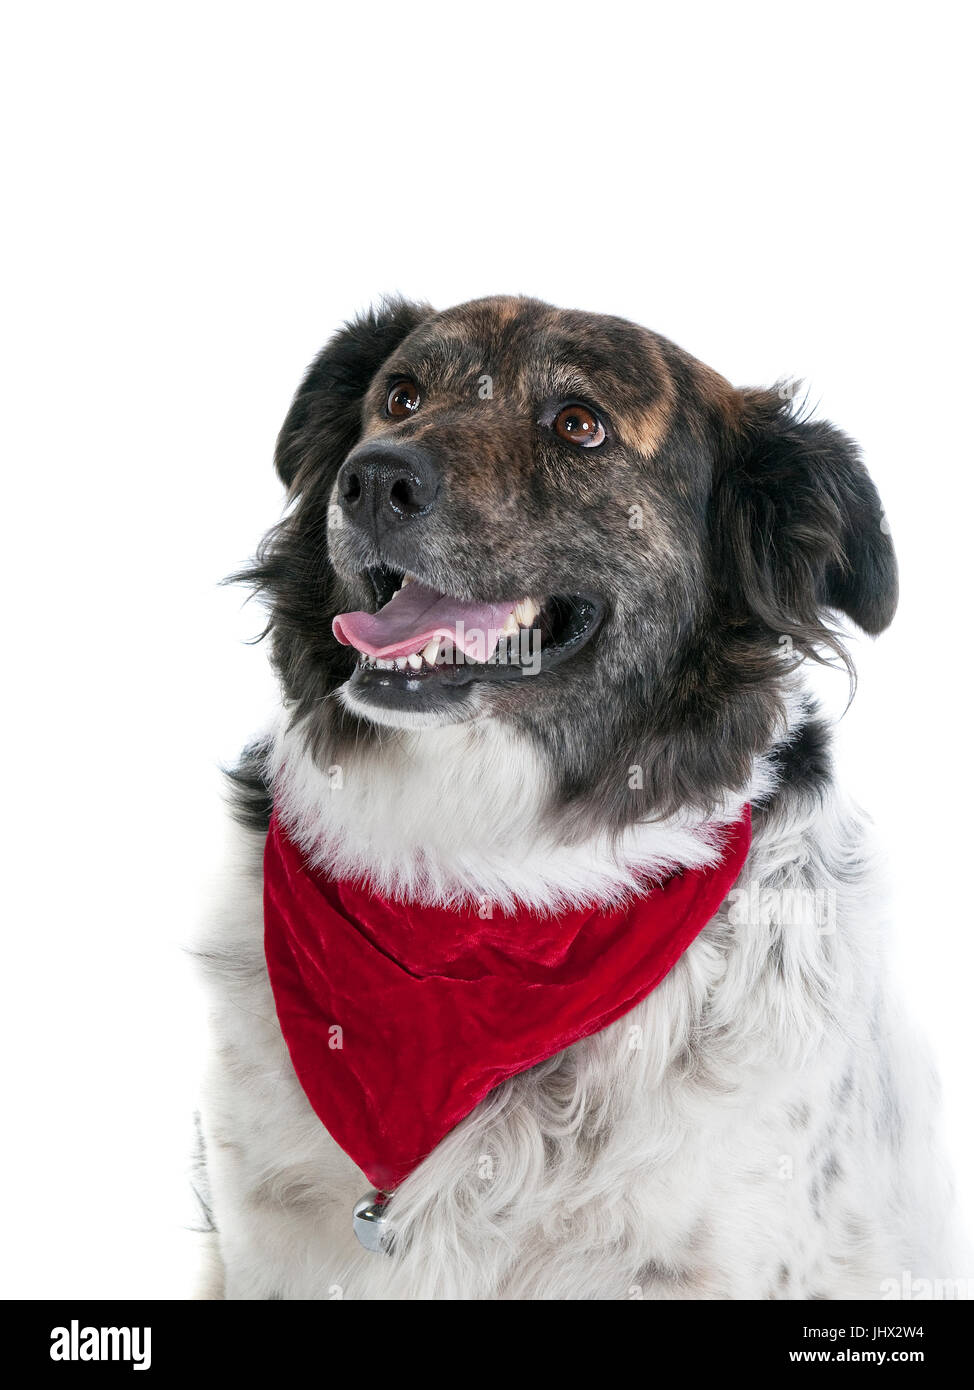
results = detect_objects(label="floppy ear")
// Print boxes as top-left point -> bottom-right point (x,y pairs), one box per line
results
711,389 -> 898,653
274,297 -> 433,489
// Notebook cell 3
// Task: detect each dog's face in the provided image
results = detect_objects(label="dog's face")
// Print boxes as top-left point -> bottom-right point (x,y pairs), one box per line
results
251,296 -> 896,833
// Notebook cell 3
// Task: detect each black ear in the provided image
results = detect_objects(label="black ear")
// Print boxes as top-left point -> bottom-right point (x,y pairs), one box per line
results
711,389 -> 898,653
274,297 -> 433,489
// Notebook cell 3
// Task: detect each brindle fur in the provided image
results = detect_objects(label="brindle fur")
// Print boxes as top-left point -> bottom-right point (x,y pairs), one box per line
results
239,296 -> 894,837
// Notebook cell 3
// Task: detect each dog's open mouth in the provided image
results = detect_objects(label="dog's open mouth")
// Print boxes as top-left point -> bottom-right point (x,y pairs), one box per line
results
333,565 -> 604,710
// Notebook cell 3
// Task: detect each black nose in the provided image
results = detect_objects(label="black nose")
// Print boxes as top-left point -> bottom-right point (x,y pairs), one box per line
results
337,443 -> 440,535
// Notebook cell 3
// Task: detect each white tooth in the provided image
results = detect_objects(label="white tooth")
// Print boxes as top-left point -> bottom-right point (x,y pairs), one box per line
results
515,598 -> 539,627
422,638 -> 441,665
407,652 -> 423,670
500,611 -> 519,637
401,574 -> 415,587
376,658 -> 393,670
395,657 -> 408,670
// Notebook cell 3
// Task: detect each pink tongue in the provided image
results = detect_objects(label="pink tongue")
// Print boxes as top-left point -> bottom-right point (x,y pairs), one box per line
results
333,582 -> 515,662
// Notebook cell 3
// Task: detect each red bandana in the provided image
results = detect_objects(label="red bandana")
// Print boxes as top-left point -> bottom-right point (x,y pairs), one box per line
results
263,807 -> 751,1191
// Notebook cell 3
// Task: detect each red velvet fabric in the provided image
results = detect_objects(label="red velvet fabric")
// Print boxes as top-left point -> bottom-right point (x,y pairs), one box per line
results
264,807 -> 751,1190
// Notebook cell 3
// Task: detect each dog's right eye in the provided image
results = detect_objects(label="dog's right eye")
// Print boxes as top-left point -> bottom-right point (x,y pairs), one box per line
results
387,380 -> 422,418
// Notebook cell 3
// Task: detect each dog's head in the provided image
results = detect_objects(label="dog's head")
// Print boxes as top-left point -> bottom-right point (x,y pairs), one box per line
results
249,296 -> 896,833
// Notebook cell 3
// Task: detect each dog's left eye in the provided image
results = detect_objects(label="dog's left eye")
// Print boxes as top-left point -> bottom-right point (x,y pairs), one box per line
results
552,403 -> 606,448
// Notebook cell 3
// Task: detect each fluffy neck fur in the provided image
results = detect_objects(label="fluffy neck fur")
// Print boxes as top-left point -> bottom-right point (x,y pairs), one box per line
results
264,682 -> 804,913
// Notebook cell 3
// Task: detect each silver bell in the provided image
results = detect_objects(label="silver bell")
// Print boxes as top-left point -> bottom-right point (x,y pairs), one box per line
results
352,1189 -> 394,1253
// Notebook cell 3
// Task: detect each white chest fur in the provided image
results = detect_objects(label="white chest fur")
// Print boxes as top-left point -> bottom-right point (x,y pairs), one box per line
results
195,712 -> 961,1299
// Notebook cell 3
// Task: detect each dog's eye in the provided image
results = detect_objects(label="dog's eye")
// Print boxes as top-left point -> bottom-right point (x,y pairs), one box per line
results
387,379 -> 422,418
552,403 -> 606,448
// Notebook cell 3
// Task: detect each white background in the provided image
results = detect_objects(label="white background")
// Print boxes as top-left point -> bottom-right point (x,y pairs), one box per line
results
1,1 -> 970,1298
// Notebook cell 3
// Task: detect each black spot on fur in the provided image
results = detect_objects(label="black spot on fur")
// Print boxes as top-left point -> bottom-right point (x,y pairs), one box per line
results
636,1259 -> 697,1289
833,1067 -> 855,1107
809,1175 -> 823,1218
821,1152 -> 843,1192
224,737 -> 274,832
787,1102 -> 812,1131
762,709 -> 833,810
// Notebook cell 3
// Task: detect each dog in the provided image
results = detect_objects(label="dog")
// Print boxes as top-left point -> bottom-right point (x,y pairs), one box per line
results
195,295 -> 963,1300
